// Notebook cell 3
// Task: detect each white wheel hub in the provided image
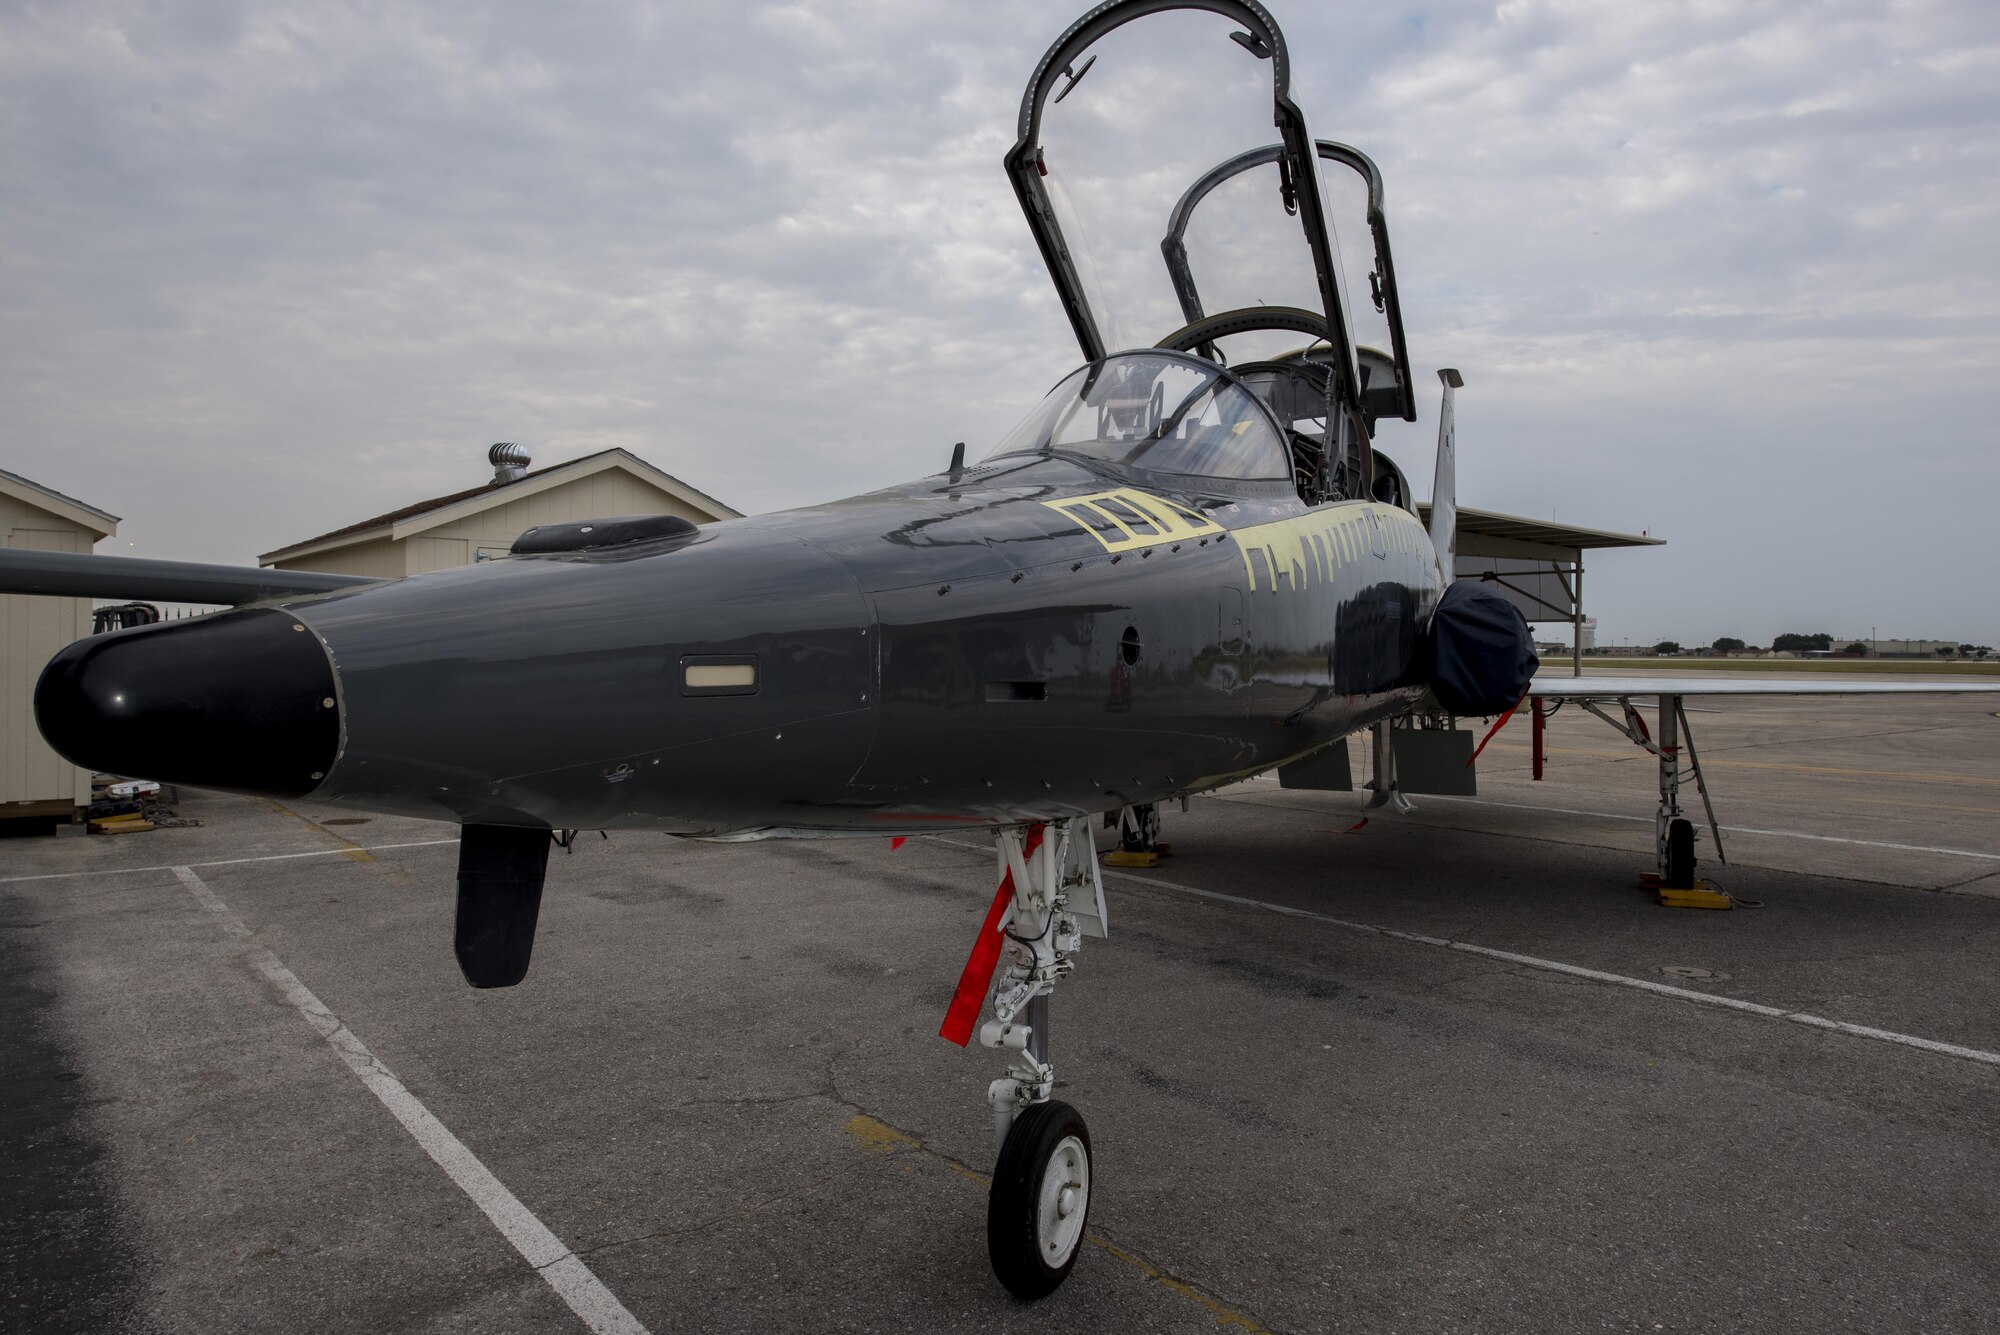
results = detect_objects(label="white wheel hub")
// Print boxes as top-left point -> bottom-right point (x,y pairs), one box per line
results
1036,1134 -> 1090,1265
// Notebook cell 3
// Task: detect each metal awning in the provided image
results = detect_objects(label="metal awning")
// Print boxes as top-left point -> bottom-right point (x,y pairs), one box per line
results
1416,504 -> 1661,674
1416,504 -> 1661,556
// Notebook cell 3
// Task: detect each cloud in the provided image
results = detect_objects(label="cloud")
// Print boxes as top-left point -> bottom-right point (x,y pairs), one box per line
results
1,0 -> 1994,646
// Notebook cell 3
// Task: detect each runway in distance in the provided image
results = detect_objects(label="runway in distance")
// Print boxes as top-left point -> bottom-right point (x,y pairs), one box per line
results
8,0 -> 1998,1301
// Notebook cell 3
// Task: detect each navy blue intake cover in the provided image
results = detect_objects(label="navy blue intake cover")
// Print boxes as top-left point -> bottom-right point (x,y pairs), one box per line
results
1427,581 -> 1538,717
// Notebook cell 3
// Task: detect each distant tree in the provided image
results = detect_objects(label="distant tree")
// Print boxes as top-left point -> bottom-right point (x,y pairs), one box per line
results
1975,646 -> 1994,660
1772,632 -> 1832,653
1653,640 -> 1682,655
1936,645 -> 1955,658
1842,641 -> 1868,656
1960,644 -> 1980,657
1712,636 -> 1745,652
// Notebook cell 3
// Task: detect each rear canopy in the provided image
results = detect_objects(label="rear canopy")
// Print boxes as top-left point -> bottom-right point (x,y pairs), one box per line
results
1005,0 -> 1410,423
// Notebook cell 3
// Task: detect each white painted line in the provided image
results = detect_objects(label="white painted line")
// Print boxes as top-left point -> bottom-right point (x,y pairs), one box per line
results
930,838 -> 2000,1070
0,838 -> 462,884
170,865 -> 648,1335
1381,794 -> 2000,863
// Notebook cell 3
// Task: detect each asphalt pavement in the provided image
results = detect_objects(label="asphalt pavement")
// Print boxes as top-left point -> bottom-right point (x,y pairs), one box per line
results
4,686 -> 1997,1333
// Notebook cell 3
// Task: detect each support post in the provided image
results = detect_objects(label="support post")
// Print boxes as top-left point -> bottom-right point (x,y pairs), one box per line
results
1363,719 -> 1416,814
1656,693 -> 1681,872
1572,560 -> 1584,677
1531,697 -> 1546,781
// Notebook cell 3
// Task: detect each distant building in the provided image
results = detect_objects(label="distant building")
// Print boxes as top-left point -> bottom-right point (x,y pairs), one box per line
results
1852,639 -> 1966,659
261,445 -> 739,578
1,468 -> 117,816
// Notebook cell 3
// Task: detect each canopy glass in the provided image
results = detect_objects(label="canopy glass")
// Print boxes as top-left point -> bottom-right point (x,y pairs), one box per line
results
1005,0 -> 1361,403
985,351 -> 1290,482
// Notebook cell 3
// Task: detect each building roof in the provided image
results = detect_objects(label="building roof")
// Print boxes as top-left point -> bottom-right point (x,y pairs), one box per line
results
259,448 -> 740,564
1416,504 -> 1662,552
0,467 -> 120,539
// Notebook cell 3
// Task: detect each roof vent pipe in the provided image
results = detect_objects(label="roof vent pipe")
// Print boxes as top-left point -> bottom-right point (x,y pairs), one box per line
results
489,442 -> 531,484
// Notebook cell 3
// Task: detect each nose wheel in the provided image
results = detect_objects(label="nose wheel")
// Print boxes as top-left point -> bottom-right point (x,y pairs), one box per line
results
987,1100 -> 1092,1299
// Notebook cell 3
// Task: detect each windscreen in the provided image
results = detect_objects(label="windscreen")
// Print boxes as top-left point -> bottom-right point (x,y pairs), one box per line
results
1030,9 -> 1332,356
986,353 -> 1290,481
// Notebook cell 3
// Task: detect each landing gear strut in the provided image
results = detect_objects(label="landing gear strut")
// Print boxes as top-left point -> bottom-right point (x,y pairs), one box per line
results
1362,718 -> 1415,814
965,818 -> 1107,1296
1573,692 -> 1731,908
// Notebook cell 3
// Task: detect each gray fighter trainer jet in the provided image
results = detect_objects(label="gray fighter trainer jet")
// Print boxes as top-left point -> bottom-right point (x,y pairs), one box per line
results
8,0 -> 1997,1299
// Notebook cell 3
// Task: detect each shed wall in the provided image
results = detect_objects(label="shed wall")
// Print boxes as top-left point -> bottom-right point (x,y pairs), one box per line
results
2,512 -> 94,808
272,536 -> 402,579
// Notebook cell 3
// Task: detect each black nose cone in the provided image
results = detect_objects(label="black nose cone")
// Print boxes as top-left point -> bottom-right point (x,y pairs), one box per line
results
36,608 -> 341,799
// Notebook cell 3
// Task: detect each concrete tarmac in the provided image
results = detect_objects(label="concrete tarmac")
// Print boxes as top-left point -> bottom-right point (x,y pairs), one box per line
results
3,685 -> 1997,1332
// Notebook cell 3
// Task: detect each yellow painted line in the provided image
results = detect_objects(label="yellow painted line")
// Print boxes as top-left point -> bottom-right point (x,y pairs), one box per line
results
843,1113 -> 916,1155
1850,796 -> 2000,817
1483,741 -> 2000,788
1088,1237 -> 1271,1332
265,799 -> 382,858
841,1113 -> 1269,1327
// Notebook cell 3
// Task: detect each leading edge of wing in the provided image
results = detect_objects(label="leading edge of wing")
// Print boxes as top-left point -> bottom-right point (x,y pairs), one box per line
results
0,548 -> 381,606
1528,674 -> 2000,698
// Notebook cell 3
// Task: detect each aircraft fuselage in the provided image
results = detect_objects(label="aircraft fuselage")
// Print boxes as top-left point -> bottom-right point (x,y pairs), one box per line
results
40,453 -> 1443,837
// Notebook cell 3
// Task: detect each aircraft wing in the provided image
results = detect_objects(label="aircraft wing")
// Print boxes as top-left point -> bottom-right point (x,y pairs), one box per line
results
0,548 -> 381,605
1528,675 -> 2000,698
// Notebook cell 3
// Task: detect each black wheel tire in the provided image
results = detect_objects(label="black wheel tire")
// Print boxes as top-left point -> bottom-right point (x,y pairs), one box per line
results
1665,818 -> 1696,890
987,1100 -> 1091,1299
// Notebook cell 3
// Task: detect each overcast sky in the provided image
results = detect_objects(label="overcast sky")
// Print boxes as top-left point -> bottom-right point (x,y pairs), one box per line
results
4,0 -> 1995,647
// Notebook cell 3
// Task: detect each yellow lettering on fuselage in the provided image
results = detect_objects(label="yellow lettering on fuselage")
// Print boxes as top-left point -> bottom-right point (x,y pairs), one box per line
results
1043,490 -> 1433,595
1234,502 -> 1432,594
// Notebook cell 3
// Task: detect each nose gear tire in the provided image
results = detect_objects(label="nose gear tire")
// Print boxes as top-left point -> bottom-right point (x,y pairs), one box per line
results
987,1099 -> 1092,1299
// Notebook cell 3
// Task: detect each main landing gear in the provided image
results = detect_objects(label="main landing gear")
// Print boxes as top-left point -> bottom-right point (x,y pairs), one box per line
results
1103,801 -> 1168,868
1568,692 -> 1732,908
942,818 -> 1108,1297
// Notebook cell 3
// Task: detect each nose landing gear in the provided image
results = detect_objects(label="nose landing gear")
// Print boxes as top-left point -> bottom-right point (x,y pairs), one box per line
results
942,817 -> 1107,1297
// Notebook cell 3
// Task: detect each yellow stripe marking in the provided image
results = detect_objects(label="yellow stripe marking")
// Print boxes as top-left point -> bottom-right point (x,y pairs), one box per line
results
1043,488 -> 1224,554
265,799 -> 377,860
1848,796 -> 2000,816
1233,502 -> 1432,594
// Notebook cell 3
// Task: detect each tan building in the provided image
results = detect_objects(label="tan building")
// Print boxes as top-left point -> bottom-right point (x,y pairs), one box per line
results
1,468 -> 118,815
261,445 -> 739,578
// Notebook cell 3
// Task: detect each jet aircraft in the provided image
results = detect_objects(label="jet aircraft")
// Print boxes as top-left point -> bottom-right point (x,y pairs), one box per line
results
8,0 -> 1998,1300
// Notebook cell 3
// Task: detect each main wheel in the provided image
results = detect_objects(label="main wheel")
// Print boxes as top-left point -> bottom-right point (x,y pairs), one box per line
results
987,1100 -> 1091,1299
1665,817 -> 1696,889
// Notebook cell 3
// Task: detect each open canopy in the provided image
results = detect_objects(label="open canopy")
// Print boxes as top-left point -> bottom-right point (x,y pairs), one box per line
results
1006,0 -> 1405,422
